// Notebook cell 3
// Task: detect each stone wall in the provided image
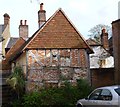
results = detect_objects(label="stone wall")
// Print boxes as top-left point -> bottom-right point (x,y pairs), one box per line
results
26,49 -> 89,91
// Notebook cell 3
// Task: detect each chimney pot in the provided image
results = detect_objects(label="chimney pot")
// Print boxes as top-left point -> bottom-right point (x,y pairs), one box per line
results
101,28 -> 109,50
3,13 -> 10,18
38,3 -> 46,28
20,20 -> 23,25
19,20 -> 28,39
102,28 -> 106,33
24,20 -> 27,25
3,13 -> 10,29
40,3 -> 44,10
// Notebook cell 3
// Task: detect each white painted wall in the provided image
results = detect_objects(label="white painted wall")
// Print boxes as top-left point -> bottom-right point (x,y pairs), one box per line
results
90,46 -> 114,68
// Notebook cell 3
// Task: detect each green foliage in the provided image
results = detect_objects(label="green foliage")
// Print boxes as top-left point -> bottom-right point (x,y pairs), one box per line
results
22,92 -> 41,107
76,79 -> 93,99
6,66 -> 25,99
11,79 -> 93,107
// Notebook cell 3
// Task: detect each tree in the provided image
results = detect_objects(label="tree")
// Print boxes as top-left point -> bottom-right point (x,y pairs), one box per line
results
88,24 -> 112,43
6,66 -> 25,99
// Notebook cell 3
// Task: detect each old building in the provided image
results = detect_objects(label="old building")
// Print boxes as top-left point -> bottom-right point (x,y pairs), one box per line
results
4,3 -> 93,90
86,29 -> 114,68
0,13 -> 11,60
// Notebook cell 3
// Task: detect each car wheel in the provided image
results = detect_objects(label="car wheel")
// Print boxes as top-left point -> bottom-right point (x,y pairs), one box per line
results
76,103 -> 83,107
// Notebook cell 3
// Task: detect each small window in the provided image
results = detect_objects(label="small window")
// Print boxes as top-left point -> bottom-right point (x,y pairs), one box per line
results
99,89 -> 112,101
89,89 -> 102,100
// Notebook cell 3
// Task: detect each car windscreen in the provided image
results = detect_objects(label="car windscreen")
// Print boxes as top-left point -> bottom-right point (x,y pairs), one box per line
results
114,88 -> 120,96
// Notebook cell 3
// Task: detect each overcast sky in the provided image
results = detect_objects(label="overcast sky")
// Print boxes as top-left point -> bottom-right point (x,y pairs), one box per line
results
0,0 -> 119,39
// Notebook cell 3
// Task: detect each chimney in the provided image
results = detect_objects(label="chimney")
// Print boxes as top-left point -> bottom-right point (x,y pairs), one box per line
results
38,3 -> 46,28
3,13 -> 10,29
19,20 -> 28,39
100,28 -> 109,50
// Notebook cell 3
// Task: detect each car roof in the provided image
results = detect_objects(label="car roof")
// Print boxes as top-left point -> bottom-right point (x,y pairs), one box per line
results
97,85 -> 120,90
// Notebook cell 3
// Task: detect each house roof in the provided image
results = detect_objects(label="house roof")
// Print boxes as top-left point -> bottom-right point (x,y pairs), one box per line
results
5,37 -> 25,62
2,37 -> 25,70
10,8 -> 93,62
6,37 -> 18,49
23,8 -> 93,53
86,38 -> 101,46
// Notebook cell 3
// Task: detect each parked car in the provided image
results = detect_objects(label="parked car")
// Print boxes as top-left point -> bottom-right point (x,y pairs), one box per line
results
76,85 -> 120,107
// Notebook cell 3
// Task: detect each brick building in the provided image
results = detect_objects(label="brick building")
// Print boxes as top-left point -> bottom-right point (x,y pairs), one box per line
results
112,19 -> 120,85
3,3 -> 93,90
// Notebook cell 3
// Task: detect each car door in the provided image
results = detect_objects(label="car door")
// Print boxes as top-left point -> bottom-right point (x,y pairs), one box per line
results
97,89 -> 113,106
84,89 -> 102,106
83,88 -> 113,107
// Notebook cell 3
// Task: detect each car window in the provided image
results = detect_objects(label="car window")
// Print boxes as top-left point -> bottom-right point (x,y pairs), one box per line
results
88,89 -> 102,100
115,88 -> 120,96
99,89 -> 112,101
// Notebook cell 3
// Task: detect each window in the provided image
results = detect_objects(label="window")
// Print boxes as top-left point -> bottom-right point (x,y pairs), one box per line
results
89,89 -> 112,101
99,89 -> 112,101
89,89 -> 102,100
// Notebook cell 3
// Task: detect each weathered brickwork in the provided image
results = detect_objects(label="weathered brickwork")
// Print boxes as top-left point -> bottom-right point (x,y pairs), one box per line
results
112,19 -> 120,84
27,10 -> 88,49
26,49 -> 89,91
91,68 -> 114,88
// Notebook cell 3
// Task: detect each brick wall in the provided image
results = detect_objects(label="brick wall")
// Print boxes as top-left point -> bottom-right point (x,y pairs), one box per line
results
91,68 -> 115,88
26,49 -> 89,91
112,19 -> 120,84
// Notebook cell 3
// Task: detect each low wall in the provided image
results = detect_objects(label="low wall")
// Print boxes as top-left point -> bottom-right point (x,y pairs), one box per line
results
91,68 -> 115,88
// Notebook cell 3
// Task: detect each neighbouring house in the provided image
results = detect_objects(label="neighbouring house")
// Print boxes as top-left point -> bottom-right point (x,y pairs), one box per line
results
86,28 -> 115,88
86,29 -> 114,68
3,3 -> 93,91
2,14 -> 11,57
0,13 -> 12,106
0,13 -> 11,61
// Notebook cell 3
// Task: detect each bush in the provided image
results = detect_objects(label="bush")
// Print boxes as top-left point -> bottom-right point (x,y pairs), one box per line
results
76,79 -> 93,99
22,92 -> 41,107
11,79 -> 93,107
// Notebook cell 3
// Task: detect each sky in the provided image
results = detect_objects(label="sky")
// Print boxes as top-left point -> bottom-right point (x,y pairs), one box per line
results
0,0 -> 119,39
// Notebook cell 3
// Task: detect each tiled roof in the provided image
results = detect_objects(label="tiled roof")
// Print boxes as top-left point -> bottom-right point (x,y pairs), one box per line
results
10,8 -> 93,62
5,37 -> 25,62
6,37 -> 18,49
23,8 -> 92,53
86,38 -> 101,46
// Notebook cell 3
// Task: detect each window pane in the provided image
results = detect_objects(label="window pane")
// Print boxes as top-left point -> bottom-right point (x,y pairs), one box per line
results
89,89 -> 102,100
115,88 -> 120,96
100,89 -> 112,100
